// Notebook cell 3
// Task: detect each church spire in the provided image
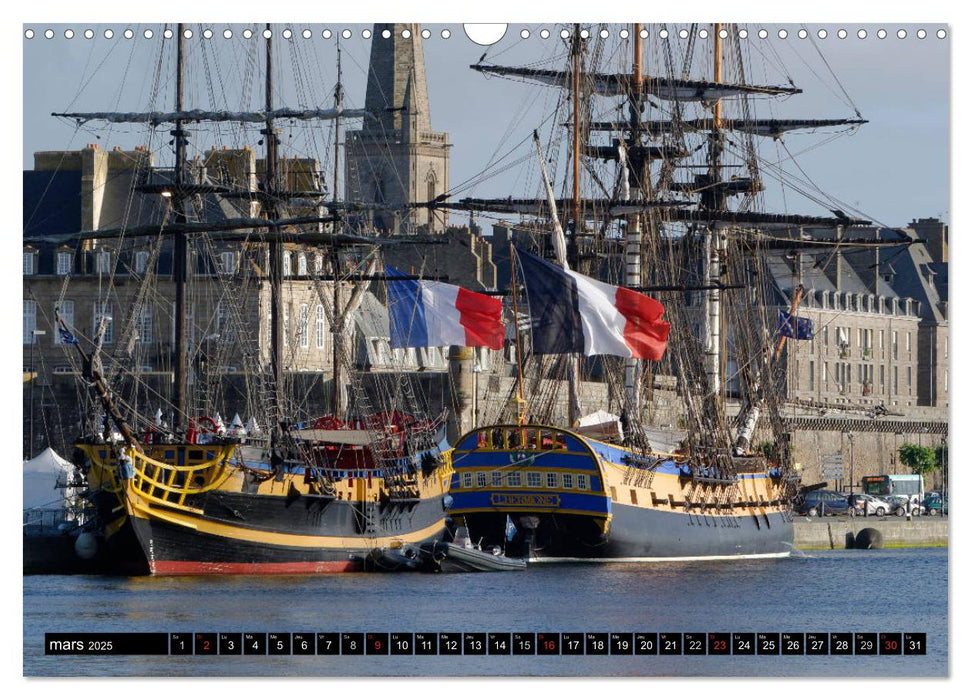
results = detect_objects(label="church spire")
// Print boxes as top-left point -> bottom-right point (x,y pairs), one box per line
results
364,23 -> 431,138
345,23 -> 450,233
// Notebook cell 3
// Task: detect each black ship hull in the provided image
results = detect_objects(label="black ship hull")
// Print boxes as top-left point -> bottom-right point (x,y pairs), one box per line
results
129,489 -> 448,575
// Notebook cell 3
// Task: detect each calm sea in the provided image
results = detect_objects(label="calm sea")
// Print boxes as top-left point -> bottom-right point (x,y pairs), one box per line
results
23,547 -> 947,677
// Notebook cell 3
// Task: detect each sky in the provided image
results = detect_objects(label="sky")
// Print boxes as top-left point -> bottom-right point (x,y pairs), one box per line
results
21,21 -> 949,230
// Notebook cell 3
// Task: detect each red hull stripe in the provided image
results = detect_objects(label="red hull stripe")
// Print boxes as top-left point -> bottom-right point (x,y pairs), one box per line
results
455,286 -> 505,350
151,559 -> 363,575
615,285 -> 671,360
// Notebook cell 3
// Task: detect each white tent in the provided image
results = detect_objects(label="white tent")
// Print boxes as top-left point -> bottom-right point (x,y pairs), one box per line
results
23,447 -> 75,510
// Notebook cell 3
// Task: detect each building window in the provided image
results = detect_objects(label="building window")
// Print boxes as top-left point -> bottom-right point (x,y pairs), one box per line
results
527,472 -> 541,488
219,251 -> 236,275
906,366 -> 912,394
23,300 -> 37,344
216,301 -> 228,342
893,366 -> 899,395
822,362 -> 828,385
282,252 -> 292,276
577,474 -> 589,491
57,251 -> 72,276
562,473 -> 574,489
316,305 -> 326,349
808,360 -> 815,391
95,251 -> 112,274
314,253 -> 324,274
906,332 -> 911,353
298,303 -> 309,348
491,471 -> 503,487
23,251 -> 37,276
54,300 -> 74,344
137,303 -> 153,344
892,331 -> 898,360
93,301 -> 113,344
546,472 -> 558,488
507,472 -> 522,487
879,365 -> 885,388
461,472 -> 473,489
822,326 -> 828,347
476,472 -> 487,488
297,253 -> 308,276
135,251 -> 150,275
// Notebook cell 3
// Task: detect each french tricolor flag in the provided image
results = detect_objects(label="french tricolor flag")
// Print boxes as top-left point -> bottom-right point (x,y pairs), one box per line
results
386,266 -> 504,350
516,249 -> 670,360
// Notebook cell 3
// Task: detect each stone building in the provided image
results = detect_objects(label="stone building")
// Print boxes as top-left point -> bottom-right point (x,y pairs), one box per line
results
344,23 -> 450,233
769,222 -> 948,413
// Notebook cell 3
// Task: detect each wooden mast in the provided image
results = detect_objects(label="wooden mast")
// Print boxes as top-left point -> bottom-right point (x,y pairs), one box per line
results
331,38 -> 343,418
509,244 -> 527,425
263,23 -> 285,435
568,23 -> 583,426
623,23 -> 643,424
571,23 -> 582,265
704,23 -> 727,403
171,23 -> 189,428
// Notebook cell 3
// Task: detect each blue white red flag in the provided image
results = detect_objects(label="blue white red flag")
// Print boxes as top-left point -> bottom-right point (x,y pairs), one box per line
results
386,266 -> 504,350
515,249 -> 670,360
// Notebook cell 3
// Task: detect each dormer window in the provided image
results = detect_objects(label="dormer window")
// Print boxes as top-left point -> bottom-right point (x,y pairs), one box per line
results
23,250 -> 37,276
56,251 -> 73,276
95,250 -> 112,274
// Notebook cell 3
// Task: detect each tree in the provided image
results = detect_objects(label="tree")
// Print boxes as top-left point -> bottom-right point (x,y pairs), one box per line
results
898,443 -> 936,480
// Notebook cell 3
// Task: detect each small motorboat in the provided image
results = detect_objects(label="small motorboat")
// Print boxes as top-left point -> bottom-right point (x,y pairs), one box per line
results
431,527 -> 526,573
367,543 -> 432,572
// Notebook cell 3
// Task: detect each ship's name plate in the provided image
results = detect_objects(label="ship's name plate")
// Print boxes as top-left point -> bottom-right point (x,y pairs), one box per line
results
490,493 -> 560,508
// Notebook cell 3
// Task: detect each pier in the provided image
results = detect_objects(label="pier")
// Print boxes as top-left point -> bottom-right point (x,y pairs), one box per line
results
793,516 -> 948,550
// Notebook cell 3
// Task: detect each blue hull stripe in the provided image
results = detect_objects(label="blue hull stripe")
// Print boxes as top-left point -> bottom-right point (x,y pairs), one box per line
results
449,489 -> 610,515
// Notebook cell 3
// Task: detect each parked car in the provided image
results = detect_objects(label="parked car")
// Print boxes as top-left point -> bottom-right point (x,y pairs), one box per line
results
887,495 -> 925,516
795,490 -> 854,517
923,493 -> 948,516
848,493 -> 893,516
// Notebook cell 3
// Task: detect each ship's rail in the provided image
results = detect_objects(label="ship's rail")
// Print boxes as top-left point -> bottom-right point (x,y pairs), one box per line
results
127,445 -> 235,510
80,443 -> 236,512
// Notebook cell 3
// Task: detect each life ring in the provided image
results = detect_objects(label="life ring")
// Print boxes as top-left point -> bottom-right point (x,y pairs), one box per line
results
313,415 -> 347,431
188,416 -> 220,444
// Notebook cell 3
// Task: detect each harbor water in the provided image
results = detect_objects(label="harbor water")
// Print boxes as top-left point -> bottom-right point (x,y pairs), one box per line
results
23,547 -> 947,677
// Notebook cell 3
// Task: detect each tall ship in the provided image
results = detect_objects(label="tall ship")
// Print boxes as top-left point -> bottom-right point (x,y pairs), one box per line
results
32,24 -> 468,574
440,23 -> 873,561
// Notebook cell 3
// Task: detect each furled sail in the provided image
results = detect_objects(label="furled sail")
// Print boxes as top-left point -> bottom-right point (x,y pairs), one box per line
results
471,64 -> 801,101
587,117 -> 868,137
431,197 -> 689,217
52,107 -> 368,126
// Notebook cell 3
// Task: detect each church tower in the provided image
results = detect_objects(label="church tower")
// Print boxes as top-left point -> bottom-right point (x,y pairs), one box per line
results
345,23 -> 450,233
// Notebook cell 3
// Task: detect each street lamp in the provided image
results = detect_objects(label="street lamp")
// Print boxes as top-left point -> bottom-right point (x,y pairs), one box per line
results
27,329 -> 46,459
848,432 -> 855,497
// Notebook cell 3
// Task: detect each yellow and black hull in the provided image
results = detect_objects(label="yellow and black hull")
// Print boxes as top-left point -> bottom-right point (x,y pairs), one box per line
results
82,440 -> 452,575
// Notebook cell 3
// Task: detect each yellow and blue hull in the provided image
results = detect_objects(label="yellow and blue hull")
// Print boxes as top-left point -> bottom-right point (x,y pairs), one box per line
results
447,425 -> 794,562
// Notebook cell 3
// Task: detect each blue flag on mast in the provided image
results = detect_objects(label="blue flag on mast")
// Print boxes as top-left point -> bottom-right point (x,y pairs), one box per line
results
778,311 -> 814,340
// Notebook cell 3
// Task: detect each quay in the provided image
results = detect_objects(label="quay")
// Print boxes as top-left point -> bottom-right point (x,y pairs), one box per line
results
793,515 -> 948,550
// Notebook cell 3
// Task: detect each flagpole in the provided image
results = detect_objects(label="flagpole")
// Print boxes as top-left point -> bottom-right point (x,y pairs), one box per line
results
509,244 -> 527,425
